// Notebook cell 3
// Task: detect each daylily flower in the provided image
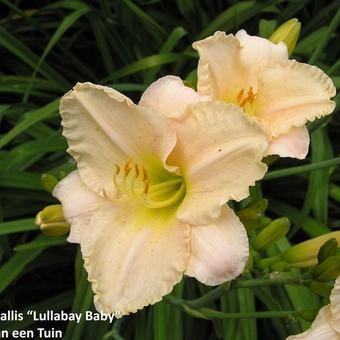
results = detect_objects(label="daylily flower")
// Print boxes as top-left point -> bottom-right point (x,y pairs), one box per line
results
54,81 -> 268,315
193,30 -> 336,159
287,276 -> 340,339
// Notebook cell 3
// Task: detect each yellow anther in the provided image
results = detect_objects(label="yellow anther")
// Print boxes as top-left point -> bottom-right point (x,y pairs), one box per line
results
142,167 -> 148,181
144,179 -> 150,194
115,164 -> 121,175
124,160 -> 132,176
135,164 -> 140,178
236,89 -> 244,102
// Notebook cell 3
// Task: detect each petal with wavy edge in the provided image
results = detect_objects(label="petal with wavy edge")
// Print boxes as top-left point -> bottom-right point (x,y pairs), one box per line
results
53,171 -> 106,243
235,29 -> 288,68
139,76 -> 199,119
330,276 -> 340,333
80,201 -> 190,316
266,126 -> 310,159
60,82 -> 177,198
254,60 -> 336,138
193,31 -> 251,101
286,306 -> 339,340
185,205 -> 249,285
168,100 -> 267,225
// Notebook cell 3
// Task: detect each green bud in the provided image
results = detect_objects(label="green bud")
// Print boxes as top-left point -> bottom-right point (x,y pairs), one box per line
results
308,280 -> 332,298
298,309 -> 318,322
252,217 -> 290,251
237,199 -> 268,232
35,204 -> 69,237
269,18 -> 301,55
313,256 -> 340,282
282,231 -> 340,265
243,252 -> 253,272
318,238 -> 338,263
41,173 -> 58,194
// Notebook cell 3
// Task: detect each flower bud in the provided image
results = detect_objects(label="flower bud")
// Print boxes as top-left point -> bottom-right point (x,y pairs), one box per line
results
252,217 -> 290,251
269,18 -> 301,55
282,231 -> 340,265
35,204 -> 69,237
237,199 -> 269,232
308,280 -> 332,298
313,256 -> 340,282
318,238 -> 337,263
41,173 -> 58,194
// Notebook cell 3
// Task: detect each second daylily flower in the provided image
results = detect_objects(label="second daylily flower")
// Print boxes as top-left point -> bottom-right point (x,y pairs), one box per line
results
54,81 -> 268,316
193,30 -> 336,159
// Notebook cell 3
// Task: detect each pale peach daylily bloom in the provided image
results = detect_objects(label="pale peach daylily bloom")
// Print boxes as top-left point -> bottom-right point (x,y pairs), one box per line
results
287,276 -> 340,339
193,30 -> 336,159
54,81 -> 268,315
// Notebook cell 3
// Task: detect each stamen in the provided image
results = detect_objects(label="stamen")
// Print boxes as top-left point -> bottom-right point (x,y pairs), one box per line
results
142,167 -> 148,181
115,164 -> 120,175
135,164 -> 140,178
124,160 -> 131,176
143,182 -> 186,209
236,89 -> 244,102
144,179 -> 150,194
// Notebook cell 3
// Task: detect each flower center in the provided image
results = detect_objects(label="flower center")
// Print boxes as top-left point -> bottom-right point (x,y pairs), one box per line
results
113,160 -> 186,209
235,86 -> 257,115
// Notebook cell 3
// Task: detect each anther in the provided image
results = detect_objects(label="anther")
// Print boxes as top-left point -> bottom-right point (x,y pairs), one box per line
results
124,160 -> 132,176
144,179 -> 150,194
135,164 -> 140,178
237,89 -> 244,102
142,167 -> 148,181
115,164 -> 121,175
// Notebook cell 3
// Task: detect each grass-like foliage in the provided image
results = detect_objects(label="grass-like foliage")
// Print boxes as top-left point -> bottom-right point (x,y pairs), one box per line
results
0,0 -> 339,339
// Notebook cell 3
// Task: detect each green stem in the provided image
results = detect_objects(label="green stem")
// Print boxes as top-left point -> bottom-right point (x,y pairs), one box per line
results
264,157 -> 340,181
165,274 -> 305,308
183,305 -> 311,320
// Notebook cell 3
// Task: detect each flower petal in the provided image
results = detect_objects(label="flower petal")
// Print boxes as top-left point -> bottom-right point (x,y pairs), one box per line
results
330,276 -> 340,332
139,76 -> 200,119
235,29 -> 288,68
193,31 -> 250,101
169,100 -> 267,225
53,171 -> 106,243
286,306 -> 339,340
185,206 -> 249,285
60,82 -> 177,198
254,60 -> 336,138
80,202 -> 190,316
266,126 -> 310,159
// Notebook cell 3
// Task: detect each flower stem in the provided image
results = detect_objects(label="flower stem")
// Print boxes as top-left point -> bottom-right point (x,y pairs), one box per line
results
165,273 -> 306,308
264,157 -> 340,181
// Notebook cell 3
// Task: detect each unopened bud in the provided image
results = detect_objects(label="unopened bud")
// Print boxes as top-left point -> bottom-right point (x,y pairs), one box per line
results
282,231 -> 340,265
237,199 -> 268,232
269,18 -> 301,55
252,217 -> 290,251
318,238 -> 337,263
41,173 -> 58,194
35,204 -> 69,237
308,280 -> 332,298
313,256 -> 340,282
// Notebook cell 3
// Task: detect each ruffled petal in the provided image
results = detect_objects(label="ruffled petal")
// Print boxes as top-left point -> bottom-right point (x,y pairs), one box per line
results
235,29 -> 288,68
330,276 -> 340,332
185,206 -> 249,285
266,126 -> 310,159
193,31 -> 251,101
169,99 -> 267,225
60,82 -> 177,198
286,306 -> 339,340
80,202 -> 190,316
139,76 -> 200,119
53,171 -> 106,243
254,60 -> 336,138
